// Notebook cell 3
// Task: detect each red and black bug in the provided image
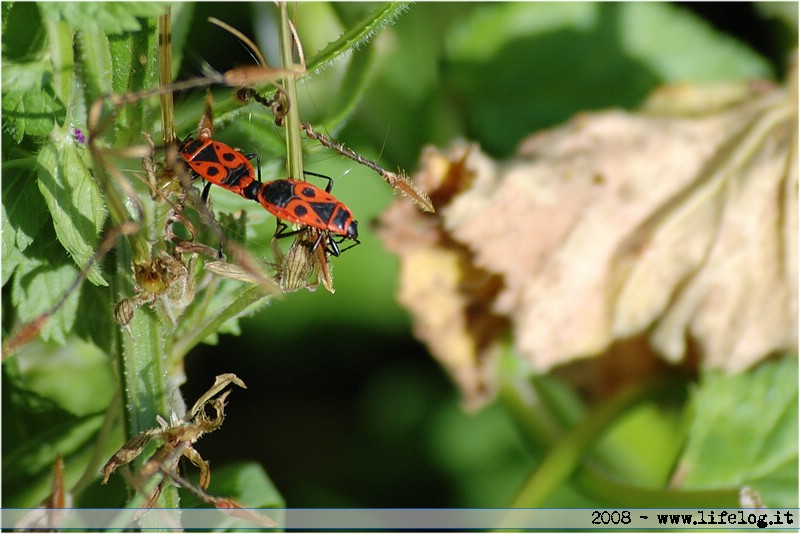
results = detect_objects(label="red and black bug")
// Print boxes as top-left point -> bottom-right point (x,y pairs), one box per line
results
178,133 -> 359,256
177,135 -> 262,203
257,171 -> 360,257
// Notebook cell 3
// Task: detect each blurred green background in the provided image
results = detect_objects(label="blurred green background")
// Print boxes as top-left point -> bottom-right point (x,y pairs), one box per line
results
3,1 -> 796,510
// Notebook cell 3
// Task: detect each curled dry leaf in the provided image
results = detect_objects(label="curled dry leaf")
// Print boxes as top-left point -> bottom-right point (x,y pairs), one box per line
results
378,147 -> 509,409
102,373 -> 246,504
379,75 -> 797,407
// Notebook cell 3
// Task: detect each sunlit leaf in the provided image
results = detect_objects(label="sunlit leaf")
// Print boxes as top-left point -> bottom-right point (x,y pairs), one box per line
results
2,363 -> 105,508
675,357 -> 798,507
38,2 -> 167,35
306,2 -> 410,77
10,238 -> 81,346
1,62 -> 65,142
442,3 -> 773,156
36,136 -> 107,286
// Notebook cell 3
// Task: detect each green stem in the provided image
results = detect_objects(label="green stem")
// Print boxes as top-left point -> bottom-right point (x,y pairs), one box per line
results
573,468 -> 740,508
279,2 -> 304,180
498,371 -> 566,452
508,377 -> 662,508
502,373 -> 743,510
117,304 -> 181,510
172,284 -> 271,360
104,15 -> 180,511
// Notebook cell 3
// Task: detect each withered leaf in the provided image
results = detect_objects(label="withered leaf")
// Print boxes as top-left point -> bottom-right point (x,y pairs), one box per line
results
380,76 -> 796,407
102,430 -> 159,483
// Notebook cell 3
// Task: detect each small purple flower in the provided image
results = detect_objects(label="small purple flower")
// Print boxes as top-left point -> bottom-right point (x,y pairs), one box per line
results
73,127 -> 86,145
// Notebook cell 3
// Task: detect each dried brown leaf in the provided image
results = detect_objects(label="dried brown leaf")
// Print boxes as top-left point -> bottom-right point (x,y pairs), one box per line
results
189,373 -> 246,418
380,76 -> 797,406
102,430 -> 159,483
378,145 -> 508,409
102,372 -> 246,509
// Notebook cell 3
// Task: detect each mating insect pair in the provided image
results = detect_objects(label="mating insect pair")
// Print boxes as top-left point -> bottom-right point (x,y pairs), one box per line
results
178,131 -> 360,257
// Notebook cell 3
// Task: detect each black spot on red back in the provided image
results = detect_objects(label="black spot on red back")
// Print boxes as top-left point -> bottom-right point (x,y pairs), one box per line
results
259,180 -> 296,208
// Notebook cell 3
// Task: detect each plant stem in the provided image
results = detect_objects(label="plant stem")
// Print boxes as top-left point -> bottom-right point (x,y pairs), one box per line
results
104,15 -> 180,511
508,378 -> 650,508
173,284 -> 272,361
278,2 -> 304,181
502,372 -> 743,510
573,468 -> 740,508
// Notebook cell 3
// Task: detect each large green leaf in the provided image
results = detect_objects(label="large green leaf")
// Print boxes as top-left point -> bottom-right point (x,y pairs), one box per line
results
37,2 -> 167,36
620,3 -> 773,80
1,162 -> 50,285
1,63 -> 65,142
178,462 -> 285,528
439,3 -> 774,157
36,134 -> 107,286
2,362 -> 106,507
10,235 -> 82,346
677,357 -> 798,507
210,462 -> 285,508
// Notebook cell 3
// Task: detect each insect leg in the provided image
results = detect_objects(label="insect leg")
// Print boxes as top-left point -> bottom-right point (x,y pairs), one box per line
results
302,170 -> 334,193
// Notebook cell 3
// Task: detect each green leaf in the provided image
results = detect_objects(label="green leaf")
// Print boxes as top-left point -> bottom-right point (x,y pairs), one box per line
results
1,62 -> 66,142
620,3 -> 773,81
440,3 -> 774,157
2,159 -> 50,251
1,193 -> 23,286
108,14 -> 160,97
13,337 -> 115,416
44,17 -> 75,106
167,4 -> 196,80
3,155 -> 114,348
38,2 -> 166,36
756,2 -> 799,31
10,236 -> 82,345
179,462 -> 284,527
72,280 -> 115,354
36,132 -> 107,286
2,362 -> 105,507
210,462 -> 285,508
306,2 -> 410,77
75,25 -> 114,99
677,357 -> 798,507
2,2 -> 47,60
445,2 -> 595,63
1,60 -> 53,93
1,161 -> 50,284
592,402 -> 684,486
1,90 -> 64,142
